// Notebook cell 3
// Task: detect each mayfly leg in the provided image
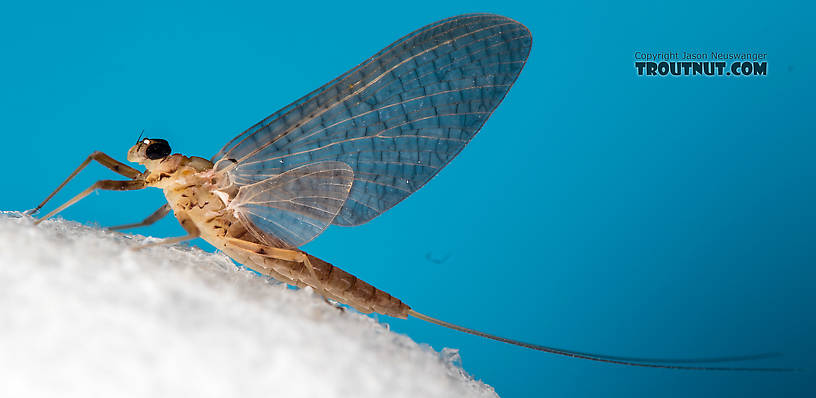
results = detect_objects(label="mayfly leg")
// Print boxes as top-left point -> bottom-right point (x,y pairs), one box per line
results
25,151 -> 142,216
34,180 -> 146,225
108,204 -> 171,231
224,237 -> 329,296
129,214 -> 200,251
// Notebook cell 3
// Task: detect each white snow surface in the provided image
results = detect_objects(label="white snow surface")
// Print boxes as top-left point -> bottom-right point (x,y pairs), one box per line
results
0,212 -> 497,398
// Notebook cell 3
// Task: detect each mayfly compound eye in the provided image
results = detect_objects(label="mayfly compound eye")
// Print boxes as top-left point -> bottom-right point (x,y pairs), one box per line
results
145,139 -> 172,159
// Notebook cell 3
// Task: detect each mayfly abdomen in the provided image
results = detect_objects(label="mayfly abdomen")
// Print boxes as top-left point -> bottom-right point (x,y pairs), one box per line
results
307,255 -> 411,318
163,185 -> 406,319
231,246 -> 410,318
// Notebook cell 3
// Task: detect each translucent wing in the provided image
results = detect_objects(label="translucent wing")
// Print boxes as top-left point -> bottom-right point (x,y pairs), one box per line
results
214,14 -> 532,226
230,161 -> 353,248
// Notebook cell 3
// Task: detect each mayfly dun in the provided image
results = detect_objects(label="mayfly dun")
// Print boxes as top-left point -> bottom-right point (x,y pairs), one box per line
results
26,14 -> 791,371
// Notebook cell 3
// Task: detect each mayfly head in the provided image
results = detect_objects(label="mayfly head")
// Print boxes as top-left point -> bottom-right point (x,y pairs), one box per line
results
127,138 -> 172,165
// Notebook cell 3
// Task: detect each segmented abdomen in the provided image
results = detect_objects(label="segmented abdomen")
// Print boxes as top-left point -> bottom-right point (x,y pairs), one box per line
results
167,184 -> 411,318
220,244 -> 411,318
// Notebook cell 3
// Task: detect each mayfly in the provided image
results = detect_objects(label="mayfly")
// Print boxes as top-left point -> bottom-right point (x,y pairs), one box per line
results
27,14 -> 789,371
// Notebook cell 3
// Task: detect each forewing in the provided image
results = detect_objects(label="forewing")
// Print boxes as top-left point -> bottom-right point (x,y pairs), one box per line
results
230,161 -> 353,248
214,14 -> 532,226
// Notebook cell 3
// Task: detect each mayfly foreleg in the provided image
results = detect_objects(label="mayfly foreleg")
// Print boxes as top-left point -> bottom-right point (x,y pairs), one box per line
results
129,215 -> 200,251
108,204 -> 171,231
26,151 -> 142,215
34,180 -> 146,225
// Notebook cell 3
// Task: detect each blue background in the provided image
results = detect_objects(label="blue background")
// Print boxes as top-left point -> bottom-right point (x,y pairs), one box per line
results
2,1 -> 814,396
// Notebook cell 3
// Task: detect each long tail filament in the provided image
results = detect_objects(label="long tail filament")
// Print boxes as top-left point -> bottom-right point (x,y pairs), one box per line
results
407,310 -> 796,371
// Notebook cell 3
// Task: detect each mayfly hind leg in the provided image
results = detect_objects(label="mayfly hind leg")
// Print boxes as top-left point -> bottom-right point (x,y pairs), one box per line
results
129,214 -> 200,251
26,151 -> 142,216
108,204 -> 171,231
34,180 -> 146,225
224,237 -> 331,298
